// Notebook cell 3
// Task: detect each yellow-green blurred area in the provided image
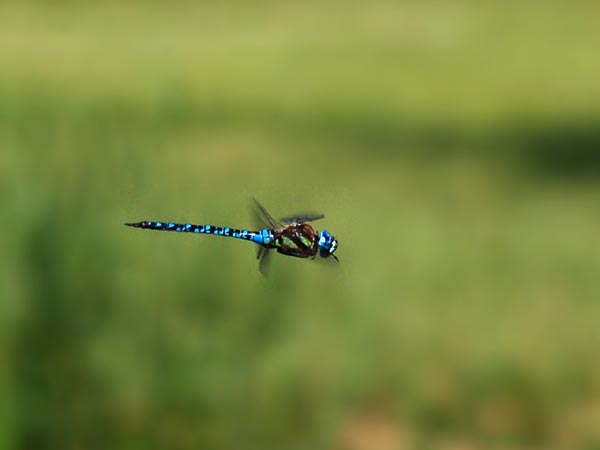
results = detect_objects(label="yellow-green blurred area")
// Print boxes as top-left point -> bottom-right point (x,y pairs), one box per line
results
2,1 -> 600,449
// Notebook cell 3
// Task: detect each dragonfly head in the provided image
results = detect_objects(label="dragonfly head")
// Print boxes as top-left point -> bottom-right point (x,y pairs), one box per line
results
318,230 -> 339,261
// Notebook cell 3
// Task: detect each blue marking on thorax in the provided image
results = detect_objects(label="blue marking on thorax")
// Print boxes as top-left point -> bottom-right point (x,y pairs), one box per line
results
156,222 -> 162,227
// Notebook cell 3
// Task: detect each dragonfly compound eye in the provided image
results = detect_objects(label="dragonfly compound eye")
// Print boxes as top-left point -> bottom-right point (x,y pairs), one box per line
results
318,230 -> 336,258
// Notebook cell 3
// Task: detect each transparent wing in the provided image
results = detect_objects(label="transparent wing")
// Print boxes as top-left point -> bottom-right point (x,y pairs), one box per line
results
252,198 -> 282,229
279,212 -> 325,224
253,199 -> 277,276
257,246 -> 273,276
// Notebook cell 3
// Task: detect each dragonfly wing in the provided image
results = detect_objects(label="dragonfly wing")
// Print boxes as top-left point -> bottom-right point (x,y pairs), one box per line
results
257,247 -> 273,276
280,212 -> 325,224
252,198 -> 282,229
256,245 -> 266,260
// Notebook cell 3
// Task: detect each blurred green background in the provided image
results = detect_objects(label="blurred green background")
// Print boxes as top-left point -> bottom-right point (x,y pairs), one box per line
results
2,1 -> 600,449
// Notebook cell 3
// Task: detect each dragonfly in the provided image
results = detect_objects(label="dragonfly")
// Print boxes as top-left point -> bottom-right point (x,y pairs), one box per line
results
125,199 -> 339,274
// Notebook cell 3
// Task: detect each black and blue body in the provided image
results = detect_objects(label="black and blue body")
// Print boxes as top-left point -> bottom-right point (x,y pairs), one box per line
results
125,200 -> 339,273
124,221 -> 276,245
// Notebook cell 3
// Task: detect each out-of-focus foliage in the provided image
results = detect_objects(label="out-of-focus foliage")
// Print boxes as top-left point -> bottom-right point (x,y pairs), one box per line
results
1,2 -> 600,450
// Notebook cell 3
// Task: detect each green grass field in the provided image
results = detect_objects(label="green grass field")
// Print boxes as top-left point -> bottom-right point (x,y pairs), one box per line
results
2,2 -> 600,449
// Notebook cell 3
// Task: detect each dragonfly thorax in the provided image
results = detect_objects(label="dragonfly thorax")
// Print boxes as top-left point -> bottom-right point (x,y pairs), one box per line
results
318,230 -> 339,260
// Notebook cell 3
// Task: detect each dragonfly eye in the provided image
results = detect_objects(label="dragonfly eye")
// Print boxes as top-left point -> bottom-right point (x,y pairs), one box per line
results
318,230 -> 338,258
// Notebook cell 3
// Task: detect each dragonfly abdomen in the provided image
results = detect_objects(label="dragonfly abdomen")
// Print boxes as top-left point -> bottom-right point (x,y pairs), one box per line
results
125,220 -> 274,245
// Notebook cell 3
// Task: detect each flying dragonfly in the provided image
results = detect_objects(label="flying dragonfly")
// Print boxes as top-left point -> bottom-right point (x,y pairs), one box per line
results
125,199 -> 339,274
